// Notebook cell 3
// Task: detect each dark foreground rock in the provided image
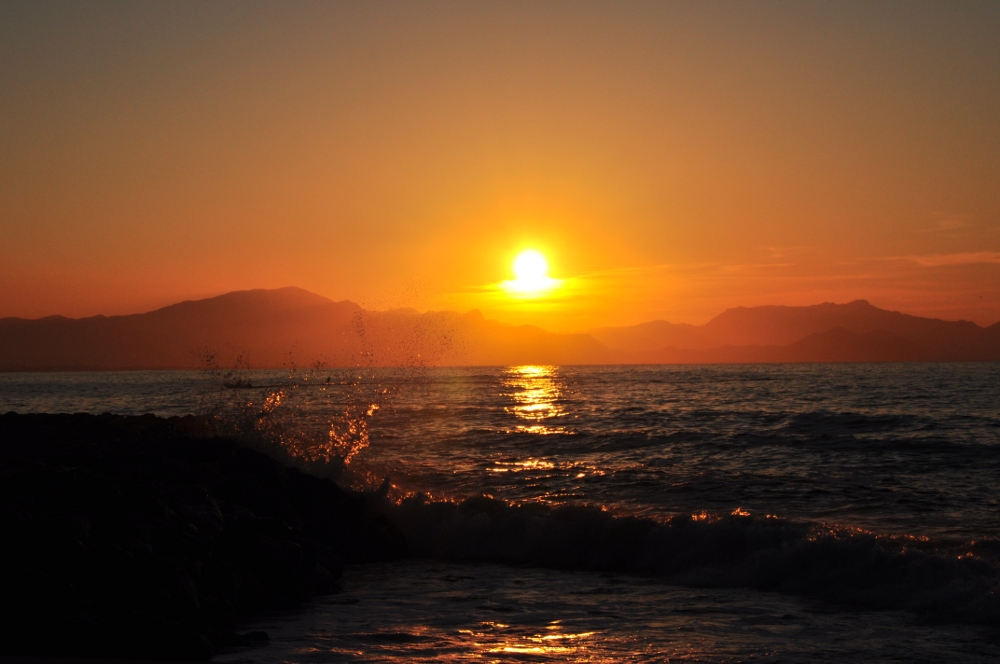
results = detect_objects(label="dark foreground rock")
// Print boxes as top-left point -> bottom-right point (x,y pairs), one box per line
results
0,412 -> 406,661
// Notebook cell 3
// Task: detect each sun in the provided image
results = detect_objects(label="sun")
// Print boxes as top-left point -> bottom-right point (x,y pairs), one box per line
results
513,250 -> 549,281
502,249 -> 560,297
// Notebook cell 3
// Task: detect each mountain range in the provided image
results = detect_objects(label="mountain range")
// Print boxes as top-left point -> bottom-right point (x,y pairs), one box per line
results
1,287 -> 997,370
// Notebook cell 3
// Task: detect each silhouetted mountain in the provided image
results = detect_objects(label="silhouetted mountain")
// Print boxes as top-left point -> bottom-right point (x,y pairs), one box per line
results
594,300 -> 1000,363
0,290 -> 996,369
652,329 -> 930,364
0,288 -> 363,370
703,300 -> 988,351
0,288 -> 611,369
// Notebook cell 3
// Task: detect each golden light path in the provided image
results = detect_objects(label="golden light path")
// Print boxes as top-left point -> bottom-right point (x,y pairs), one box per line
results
500,365 -> 567,435
486,365 -> 606,509
457,621 -> 599,659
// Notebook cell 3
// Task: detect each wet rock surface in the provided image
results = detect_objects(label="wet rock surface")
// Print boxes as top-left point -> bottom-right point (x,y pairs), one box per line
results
0,412 -> 406,661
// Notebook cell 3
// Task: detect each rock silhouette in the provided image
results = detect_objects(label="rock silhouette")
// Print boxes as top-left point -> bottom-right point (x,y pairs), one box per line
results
0,412 -> 405,660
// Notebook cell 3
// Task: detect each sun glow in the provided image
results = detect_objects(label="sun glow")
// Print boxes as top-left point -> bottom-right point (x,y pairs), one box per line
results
513,250 -> 548,281
502,250 -> 560,297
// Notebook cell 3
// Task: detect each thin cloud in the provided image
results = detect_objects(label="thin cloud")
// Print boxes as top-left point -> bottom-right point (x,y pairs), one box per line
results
914,218 -> 972,234
895,252 -> 1000,267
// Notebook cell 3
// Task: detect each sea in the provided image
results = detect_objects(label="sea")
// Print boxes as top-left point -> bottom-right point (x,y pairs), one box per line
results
2,363 -> 999,662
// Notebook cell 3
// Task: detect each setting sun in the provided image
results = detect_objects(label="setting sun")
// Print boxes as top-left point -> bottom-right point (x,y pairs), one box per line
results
513,250 -> 549,281
503,250 -> 560,298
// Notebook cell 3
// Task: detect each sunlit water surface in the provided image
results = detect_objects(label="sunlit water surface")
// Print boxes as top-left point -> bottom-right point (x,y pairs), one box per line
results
214,560 -> 998,664
3,363 -> 1000,661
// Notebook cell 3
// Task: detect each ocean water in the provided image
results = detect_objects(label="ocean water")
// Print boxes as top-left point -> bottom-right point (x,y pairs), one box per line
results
2,363 -> 1000,661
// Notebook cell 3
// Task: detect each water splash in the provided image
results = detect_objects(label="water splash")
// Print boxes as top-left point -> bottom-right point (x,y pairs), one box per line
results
194,305 -> 450,486
198,352 -> 391,482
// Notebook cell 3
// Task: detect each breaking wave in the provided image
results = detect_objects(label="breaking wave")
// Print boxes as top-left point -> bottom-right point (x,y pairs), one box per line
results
380,494 -> 1000,629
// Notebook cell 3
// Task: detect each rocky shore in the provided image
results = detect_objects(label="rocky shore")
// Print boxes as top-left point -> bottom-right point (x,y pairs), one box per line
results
0,412 -> 406,661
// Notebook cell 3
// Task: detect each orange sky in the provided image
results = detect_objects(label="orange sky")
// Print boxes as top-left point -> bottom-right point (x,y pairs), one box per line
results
2,2 -> 998,330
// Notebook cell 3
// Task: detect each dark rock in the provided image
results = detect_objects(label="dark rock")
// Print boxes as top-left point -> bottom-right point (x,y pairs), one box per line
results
0,412 -> 406,660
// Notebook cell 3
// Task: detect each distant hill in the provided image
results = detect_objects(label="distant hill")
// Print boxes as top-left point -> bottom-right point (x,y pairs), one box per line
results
0,290 -> 996,369
0,287 -> 610,370
0,288 -> 361,370
592,300 -> 1000,363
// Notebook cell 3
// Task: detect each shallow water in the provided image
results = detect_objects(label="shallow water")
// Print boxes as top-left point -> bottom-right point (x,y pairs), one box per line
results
212,560 -> 1000,663
3,363 -> 1000,660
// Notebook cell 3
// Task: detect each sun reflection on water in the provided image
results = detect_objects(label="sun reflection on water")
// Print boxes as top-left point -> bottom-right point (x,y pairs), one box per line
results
501,365 -> 568,435
486,366 -> 599,508
469,620 -> 598,659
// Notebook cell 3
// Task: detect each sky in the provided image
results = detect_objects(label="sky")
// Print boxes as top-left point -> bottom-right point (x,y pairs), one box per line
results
2,1 -> 998,331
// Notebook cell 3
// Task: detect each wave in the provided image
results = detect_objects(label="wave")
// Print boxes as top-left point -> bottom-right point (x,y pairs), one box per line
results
379,495 -> 1000,629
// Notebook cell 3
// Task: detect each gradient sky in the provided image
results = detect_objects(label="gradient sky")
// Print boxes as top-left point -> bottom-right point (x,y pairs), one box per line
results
2,1 -> 998,331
